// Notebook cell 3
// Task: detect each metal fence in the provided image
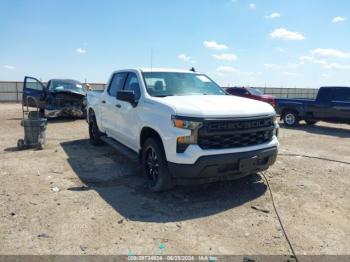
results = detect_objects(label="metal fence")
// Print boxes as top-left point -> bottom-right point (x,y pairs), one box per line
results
0,81 -> 106,102
0,81 -> 318,102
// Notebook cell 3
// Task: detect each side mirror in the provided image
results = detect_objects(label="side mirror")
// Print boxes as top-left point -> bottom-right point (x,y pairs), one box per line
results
117,90 -> 137,106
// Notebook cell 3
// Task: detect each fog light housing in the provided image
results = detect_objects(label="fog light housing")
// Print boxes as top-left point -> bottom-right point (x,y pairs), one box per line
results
176,135 -> 196,153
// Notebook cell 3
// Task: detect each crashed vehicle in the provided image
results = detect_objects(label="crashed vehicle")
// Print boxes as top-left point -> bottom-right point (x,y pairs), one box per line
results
23,76 -> 86,118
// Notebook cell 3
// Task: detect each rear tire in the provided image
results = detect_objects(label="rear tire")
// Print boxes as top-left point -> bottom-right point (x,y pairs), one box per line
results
89,114 -> 103,146
141,137 -> 173,192
305,120 -> 317,125
283,111 -> 299,127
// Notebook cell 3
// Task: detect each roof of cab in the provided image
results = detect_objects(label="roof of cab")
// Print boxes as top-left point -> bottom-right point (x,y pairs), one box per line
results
139,68 -> 198,73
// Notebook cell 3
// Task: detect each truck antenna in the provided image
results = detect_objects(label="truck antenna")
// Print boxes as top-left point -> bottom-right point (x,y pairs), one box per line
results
150,48 -> 153,73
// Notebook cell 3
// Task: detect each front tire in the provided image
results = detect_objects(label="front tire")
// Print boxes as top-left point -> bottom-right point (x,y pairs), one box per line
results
141,137 -> 173,192
89,114 -> 103,146
283,111 -> 299,127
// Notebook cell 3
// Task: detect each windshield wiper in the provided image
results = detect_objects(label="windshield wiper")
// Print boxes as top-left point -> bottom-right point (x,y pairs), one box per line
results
153,94 -> 174,97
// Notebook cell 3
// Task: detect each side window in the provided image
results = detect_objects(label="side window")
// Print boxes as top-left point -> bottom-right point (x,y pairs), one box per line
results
124,73 -> 141,100
333,88 -> 350,102
107,73 -> 127,97
25,77 -> 44,91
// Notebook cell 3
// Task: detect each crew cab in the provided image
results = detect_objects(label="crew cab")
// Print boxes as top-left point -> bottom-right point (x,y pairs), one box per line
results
23,76 -> 86,118
86,68 -> 279,191
275,86 -> 350,126
226,87 -> 276,107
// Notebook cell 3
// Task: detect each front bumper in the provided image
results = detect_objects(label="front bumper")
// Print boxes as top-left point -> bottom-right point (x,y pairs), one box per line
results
168,146 -> 277,185
45,106 -> 85,118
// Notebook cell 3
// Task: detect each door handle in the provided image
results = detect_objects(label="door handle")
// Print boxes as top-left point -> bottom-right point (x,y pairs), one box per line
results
101,100 -> 106,104
116,104 -> 121,108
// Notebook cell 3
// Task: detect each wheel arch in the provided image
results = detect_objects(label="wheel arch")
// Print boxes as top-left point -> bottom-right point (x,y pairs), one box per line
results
140,127 -> 164,149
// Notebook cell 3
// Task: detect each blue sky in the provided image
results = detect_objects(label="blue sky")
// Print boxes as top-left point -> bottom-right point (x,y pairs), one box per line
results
0,0 -> 349,88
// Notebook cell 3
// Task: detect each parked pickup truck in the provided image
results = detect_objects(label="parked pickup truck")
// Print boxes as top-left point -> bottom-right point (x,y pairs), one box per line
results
86,68 -> 279,191
23,76 -> 86,118
275,86 -> 350,126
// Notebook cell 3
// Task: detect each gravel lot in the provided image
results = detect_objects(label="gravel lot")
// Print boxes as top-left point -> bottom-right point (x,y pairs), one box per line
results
0,103 -> 349,256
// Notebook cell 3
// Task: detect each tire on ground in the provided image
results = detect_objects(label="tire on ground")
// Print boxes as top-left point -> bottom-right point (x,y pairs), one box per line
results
89,113 -> 104,146
283,111 -> 299,127
141,137 -> 173,192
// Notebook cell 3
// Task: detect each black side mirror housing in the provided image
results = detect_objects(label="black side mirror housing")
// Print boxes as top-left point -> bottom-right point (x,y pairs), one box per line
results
117,90 -> 137,106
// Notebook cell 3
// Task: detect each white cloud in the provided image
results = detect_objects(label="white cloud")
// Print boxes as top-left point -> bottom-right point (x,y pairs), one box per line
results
283,71 -> 298,76
287,62 -> 302,69
249,3 -> 256,9
270,28 -> 305,41
203,41 -> 228,50
325,63 -> 350,70
265,12 -> 281,19
311,48 -> 350,58
299,55 -> 350,70
299,56 -> 327,66
212,53 -> 238,61
276,47 -> 285,52
178,53 -> 191,62
3,65 -> 15,70
216,66 -> 238,73
264,63 -> 280,70
332,16 -> 346,23
76,48 -> 86,54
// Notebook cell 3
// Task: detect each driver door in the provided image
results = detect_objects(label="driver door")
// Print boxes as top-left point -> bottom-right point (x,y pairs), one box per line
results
116,72 -> 142,151
23,76 -> 46,109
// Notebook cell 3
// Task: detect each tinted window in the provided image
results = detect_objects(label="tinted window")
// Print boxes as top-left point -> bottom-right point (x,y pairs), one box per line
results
142,72 -> 225,97
124,73 -> 141,100
227,88 -> 246,95
108,73 -> 127,97
333,88 -> 350,102
25,77 -> 43,91
49,80 -> 83,92
248,88 -> 263,96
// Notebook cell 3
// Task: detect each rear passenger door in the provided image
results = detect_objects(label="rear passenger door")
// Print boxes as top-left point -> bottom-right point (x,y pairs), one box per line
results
331,88 -> 350,122
116,72 -> 142,151
311,88 -> 334,120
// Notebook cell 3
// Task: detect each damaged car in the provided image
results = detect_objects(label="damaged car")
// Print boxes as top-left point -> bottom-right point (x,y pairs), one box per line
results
22,76 -> 87,118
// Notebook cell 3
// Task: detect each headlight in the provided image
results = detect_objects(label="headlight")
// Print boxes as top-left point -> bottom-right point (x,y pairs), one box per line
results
171,116 -> 202,130
172,116 -> 202,153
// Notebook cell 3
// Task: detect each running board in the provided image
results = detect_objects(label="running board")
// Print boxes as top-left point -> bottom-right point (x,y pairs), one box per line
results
101,136 -> 139,162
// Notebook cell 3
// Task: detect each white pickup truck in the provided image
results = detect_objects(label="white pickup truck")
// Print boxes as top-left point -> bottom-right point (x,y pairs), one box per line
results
87,68 -> 279,191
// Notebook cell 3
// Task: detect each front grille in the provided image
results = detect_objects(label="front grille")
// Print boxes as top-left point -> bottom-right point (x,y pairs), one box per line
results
198,117 -> 274,150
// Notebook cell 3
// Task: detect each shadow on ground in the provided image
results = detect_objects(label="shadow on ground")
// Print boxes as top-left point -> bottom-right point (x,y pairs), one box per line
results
280,122 -> 350,138
61,139 -> 267,223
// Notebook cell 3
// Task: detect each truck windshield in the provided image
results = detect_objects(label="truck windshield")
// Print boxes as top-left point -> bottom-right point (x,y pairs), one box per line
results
248,88 -> 263,96
49,80 -> 84,92
142,72 -> 225,97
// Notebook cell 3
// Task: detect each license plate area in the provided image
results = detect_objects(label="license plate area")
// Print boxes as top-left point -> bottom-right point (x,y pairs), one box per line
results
239,156 -> 258,172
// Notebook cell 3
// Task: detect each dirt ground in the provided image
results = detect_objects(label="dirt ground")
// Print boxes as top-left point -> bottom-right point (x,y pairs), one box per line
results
0,103 -> 349,256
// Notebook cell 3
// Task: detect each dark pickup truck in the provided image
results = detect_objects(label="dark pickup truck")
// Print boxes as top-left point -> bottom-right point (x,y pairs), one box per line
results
23,76 -> 86,118
275,86 -> 350,126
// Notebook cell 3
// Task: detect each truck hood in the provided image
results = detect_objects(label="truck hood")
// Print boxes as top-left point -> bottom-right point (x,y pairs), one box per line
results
155,95 -> 276,118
